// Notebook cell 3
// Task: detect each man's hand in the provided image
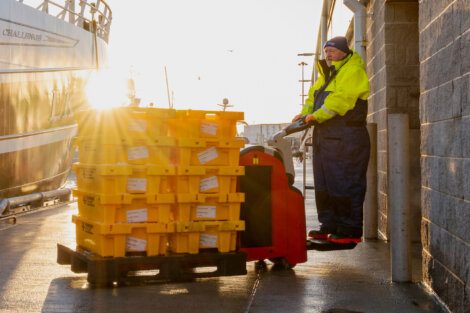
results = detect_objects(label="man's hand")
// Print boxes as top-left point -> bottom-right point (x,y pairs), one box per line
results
292,114 -> 303,122
305,114 -> 316,123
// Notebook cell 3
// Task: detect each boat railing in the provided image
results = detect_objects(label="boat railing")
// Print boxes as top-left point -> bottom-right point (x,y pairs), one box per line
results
17,0 -> 112,42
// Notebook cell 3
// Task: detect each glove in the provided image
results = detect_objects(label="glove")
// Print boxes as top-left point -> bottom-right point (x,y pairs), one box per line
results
305,114 -> 316,123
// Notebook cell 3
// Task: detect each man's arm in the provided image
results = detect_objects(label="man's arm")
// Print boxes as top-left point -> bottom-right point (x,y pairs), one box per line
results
301,76 -> 324,115
311,66 -> 369,123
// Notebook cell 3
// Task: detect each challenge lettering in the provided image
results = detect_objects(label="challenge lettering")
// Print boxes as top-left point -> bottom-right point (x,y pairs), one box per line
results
3,28 -> 42,41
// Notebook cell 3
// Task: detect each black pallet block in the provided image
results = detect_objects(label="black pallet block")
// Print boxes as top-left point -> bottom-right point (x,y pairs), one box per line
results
57,244 -> 247,286
306,239 -> 357,251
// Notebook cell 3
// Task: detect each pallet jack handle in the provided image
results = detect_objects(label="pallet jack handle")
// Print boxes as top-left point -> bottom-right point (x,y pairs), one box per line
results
267,117 -> 313,182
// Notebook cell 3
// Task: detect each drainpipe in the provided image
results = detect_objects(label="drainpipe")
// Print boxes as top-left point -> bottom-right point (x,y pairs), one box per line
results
343,0 -> 366,60
388,114 -> 412,282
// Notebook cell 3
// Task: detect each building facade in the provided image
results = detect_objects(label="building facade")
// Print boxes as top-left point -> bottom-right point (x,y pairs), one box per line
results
364,0 -> 469,311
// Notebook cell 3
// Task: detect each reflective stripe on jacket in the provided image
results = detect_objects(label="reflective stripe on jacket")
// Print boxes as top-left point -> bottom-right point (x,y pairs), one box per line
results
301,51 -> 369,124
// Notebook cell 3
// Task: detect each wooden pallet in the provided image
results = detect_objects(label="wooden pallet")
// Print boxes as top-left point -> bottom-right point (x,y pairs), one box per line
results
57,244 -> 247,286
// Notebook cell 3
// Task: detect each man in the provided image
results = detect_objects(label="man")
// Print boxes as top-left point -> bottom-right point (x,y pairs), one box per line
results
293,36 -> 370,244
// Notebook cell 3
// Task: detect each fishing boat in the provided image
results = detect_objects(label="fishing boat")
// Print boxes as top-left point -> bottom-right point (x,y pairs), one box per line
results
0,0 -> 112,208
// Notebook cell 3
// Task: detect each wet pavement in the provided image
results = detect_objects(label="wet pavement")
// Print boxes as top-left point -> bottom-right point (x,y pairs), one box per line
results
0,160 -> 447,313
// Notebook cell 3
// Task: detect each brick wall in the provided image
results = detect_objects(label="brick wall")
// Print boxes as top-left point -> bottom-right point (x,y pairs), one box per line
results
366,0 -> 421,241
419,0 -> 470,312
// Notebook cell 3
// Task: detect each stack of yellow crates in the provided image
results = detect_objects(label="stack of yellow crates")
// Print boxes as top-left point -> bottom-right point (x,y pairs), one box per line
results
168,110 -> 245,254
72,107 -> 177,257
72,107 -> 245,257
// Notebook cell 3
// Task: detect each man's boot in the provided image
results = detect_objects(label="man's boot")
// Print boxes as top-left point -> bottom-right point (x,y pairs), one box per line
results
327,226 -> 362,244
308,226 -> 336,240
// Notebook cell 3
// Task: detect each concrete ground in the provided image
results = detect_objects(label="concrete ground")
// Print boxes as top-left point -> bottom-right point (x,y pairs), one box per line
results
0,160 -> 447,313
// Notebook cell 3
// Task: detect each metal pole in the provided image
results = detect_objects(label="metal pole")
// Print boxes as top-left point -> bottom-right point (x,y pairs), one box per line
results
69,0 -> 76,24
321,0 -> 329,59
164,66 -> 172,109
303,148 -> 307,195
43,0 -> 49,13
388,114 -> 411,282
298,62 -> 307,105
301,63 -> 305,105
364,123 -> 378,239
92,20 -> 99,69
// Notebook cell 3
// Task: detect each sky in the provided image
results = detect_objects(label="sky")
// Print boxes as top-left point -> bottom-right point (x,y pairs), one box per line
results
92,0 -> 352,124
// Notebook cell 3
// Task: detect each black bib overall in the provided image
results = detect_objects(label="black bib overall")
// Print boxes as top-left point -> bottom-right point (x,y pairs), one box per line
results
312,87 -> 370,233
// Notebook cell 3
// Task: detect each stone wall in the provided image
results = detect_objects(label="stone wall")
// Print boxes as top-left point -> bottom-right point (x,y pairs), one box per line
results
419,0 -> 470,312
366,0 -> 421,241
366,0 -> 388,239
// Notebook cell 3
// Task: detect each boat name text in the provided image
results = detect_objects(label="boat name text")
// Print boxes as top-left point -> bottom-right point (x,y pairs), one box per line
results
3,28 -> 42,41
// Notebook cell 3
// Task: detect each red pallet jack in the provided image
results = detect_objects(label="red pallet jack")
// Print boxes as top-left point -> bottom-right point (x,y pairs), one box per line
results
238,118 -> 357,268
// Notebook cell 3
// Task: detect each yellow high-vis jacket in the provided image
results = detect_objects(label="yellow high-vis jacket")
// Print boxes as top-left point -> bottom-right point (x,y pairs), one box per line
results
301,51 -> 369,124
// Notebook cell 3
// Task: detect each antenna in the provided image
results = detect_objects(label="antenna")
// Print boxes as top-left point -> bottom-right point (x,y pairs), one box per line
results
217,98 -> 233,111
164,66 -> 172,109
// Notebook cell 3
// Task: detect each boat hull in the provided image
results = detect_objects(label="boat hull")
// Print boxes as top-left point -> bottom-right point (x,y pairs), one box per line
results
0,0 -> 109,199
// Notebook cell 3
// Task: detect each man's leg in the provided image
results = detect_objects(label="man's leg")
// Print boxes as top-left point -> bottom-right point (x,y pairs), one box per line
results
328,132 -> 370,243
310,145 -> 337,239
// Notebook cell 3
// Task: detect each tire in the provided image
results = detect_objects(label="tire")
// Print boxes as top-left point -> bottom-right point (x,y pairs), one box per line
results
269,257 -> 296,269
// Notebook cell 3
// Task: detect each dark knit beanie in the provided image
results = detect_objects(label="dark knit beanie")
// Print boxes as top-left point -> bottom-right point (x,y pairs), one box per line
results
323,36 -> 351,54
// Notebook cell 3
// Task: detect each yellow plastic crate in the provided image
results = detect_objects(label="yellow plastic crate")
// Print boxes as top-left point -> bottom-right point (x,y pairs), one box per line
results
73,163 -> 176,194
75,107 -> 176,142
169,220 -> 245,254
77,139 -> 127,164
77,137 -> 175,165
73,215 -> 174,257
174,193 -> 244,222
174,193 -> 244,203
174,138 -> 244,166
74,190 -> 175,224
169,110 -> 244,139
175,166 -> 244,194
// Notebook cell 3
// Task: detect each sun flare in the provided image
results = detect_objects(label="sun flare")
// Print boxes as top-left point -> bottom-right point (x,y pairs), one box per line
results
85,68 -> 129,110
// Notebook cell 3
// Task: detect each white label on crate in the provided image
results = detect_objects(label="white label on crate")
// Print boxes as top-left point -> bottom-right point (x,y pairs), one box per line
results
127,208 -> 148,223
200,234 -> 218,248
127,178 -> 147,192
197,147 -> 218,164
128,146 -> 149,161
199,176 -> 218,192
200,122 -> 218,136
129,119 -> 147,132
196,205 -> 217,218
126,236 -> 147,251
